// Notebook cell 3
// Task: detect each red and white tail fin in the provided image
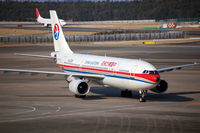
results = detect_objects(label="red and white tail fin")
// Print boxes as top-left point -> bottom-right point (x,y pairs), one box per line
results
50,10 -> 73,54
36,8 -> 66,27
36,8 -> 50,27
36,8 -> 45,22
36,8 -> 40,19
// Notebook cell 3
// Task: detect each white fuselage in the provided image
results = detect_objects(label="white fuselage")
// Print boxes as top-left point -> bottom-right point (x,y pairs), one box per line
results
56,53 -> 160,91
37,16 -> 66,27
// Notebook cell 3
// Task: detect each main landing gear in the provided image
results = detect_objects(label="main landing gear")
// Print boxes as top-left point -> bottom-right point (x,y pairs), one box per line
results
121,89 -> 147,102
121,89 -> 132,97
139,90 -> 147,102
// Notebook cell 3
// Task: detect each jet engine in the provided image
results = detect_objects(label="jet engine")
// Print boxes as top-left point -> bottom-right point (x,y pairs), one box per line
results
50,52 -> 57,58
50,52 -> 57,62
150,79 -> 168,93
69,79 -> 90,95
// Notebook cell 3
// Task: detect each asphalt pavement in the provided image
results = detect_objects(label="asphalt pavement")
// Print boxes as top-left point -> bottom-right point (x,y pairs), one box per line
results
0,43 -> 200,133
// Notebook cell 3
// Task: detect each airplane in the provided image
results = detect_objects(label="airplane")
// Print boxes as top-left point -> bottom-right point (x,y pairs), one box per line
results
0,10 -> 200,102
36,8 -> 66,27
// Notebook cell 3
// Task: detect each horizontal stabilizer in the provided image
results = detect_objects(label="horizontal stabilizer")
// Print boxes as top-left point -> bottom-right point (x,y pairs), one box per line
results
14,53 -> 55,58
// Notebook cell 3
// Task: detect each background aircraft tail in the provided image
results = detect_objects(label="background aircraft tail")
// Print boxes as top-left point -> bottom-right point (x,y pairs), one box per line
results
36,8 -> 40,19
36,8 -> 51,27
50,10 -> 73,54
36,8 -> 45,23
36,8 -> 45,21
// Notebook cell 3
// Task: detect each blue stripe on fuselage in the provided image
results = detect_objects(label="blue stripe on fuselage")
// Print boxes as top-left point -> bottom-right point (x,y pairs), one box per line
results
63,68 -> 154,85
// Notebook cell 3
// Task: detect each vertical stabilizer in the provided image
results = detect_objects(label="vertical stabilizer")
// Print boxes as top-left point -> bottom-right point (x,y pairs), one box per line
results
36,8 -> 40,19
36,8 -> 44,21
50,10 -> 73,54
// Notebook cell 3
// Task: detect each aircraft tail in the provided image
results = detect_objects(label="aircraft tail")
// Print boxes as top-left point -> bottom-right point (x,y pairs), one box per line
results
36,8 -> 51,27
50,10 -> 73,54
36,8 -> 44,22
36,8 -> 40,19
36,8 -> 45,21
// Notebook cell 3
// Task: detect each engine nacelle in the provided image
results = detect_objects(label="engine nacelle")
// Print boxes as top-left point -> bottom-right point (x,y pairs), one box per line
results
150,79 -> 168,93
69,79 -> 90,95
50,52 -> 57,58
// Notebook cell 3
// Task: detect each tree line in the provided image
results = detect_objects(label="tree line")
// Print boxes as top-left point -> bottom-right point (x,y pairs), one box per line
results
0,0 -> 199,21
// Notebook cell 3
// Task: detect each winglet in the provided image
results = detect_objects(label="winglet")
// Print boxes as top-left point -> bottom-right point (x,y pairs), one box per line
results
36,8 -> 40,19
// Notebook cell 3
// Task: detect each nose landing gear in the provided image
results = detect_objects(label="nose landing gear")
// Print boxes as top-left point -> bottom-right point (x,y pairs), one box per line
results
139,90 -> 147,102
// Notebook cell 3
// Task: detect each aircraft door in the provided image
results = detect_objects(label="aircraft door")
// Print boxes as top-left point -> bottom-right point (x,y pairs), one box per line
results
130,65 -> 138,78
111,67 -> 117,77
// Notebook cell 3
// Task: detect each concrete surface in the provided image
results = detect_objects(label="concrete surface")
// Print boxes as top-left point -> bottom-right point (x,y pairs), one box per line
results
0,43 -> 200,133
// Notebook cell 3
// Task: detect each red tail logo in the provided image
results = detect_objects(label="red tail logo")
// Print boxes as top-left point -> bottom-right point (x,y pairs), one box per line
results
54,24 -> 60,40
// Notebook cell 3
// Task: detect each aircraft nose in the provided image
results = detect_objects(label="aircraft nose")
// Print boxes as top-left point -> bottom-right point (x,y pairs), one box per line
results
156,77 -> 160,82
149,74 -> 160,83
152,74 -> 160,83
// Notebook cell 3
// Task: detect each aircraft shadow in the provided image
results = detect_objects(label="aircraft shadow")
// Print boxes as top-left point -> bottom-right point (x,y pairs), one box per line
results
90,86 -> 200,102
147,91 -> 200,102
90,86 -> 138,100
83,87 -> 122,100
17,87 -> 200,102
17,94 -> 73,98
18,94 -> 107,100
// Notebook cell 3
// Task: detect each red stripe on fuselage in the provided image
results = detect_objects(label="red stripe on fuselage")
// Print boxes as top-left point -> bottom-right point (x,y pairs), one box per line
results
58,64 -> 160,83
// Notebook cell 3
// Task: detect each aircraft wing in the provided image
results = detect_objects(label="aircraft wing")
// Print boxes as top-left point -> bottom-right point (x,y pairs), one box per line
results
0,68 -> 104,79
157,62 -> 200,73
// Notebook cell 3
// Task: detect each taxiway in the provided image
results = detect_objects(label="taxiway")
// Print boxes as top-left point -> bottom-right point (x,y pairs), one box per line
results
0,43 -> 200,133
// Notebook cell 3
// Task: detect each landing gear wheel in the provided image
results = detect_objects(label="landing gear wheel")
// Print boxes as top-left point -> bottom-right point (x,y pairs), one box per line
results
139,97 -> 146,102
75,94 -> 86,99
121,89 -> 132,97
139,90 -> 147,102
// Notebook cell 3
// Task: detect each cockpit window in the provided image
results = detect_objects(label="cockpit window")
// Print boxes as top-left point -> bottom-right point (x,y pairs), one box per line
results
143,70 -> 147,74
154,71 -> 159,74
149,71 -> 154,74
143,70 -> 159,75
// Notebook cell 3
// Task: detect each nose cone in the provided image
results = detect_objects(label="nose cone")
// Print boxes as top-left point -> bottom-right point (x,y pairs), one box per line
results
154,74 -> 160,83
156,77 -> 160,82
156,76 -> 160,83
149,74 -> 160,84
148,74 -> 160,89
